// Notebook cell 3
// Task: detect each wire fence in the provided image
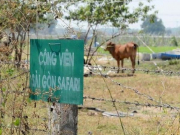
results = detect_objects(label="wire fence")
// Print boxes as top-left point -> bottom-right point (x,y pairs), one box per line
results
1,51 -> 180,134
1,16 -> 180,134
83,96 -> 179,111
0,63 -> 56,134
82,64 -> 180,111
85,64 -> 180,76
1,59 -> 180,134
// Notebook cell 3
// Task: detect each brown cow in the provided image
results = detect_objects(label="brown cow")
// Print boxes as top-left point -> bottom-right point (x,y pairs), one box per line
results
104,41 -> 139,73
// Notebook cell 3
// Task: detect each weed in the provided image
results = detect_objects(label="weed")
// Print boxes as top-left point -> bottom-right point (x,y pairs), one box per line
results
168,59 -> 180,65
171,36 -> 178,47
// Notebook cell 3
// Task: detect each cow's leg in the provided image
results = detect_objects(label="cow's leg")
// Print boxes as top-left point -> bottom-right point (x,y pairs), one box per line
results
130,56 -> 135,73
117,60 -> 120,73
121,59 -> 124,73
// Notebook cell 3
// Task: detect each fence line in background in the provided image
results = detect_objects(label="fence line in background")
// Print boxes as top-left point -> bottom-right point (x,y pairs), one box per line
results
85,64 -> 180,76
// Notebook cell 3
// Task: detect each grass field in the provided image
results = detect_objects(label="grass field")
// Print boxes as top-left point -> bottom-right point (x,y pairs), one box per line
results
79,57 -> 180,135
1,52 -> 180,135
139,46 -> 179,53
97,46 -> 179,54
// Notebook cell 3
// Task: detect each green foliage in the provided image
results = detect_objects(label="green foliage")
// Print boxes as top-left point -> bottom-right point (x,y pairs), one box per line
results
139,46 -> 177,53
0,128 -> 2,135
6,68 -> 14,76
0,1 -> 60,29
169,59 -> 180,65
141,16 -> 165,35
154,59 -> 180,71
171,36 -> 178,46
2,87 -> 6,92
98,45 -> 177,54
66,0 -> 157,29
1,102 -> 5,107
97,47 -> 109,54
26,98 -> 32,103
97,124 -> 108,130
13,118 -> 20,126
0,0 -> 62,64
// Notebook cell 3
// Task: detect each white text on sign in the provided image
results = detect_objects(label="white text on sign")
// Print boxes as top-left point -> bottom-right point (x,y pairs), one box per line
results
38,49 -> 74,67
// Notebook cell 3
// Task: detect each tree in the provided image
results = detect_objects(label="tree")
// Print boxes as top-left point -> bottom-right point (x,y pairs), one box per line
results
0,0 -> 157,64
141,15 -> 165,34
65,0 -> 157,28
64,0 -> 157,63
0,0 -> 62,66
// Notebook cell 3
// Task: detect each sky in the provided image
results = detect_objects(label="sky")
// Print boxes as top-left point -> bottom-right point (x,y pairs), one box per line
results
129,0 -> 180,29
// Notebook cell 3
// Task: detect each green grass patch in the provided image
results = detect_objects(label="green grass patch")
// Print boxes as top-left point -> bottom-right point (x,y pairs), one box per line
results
97,47 -> 109,54
97,46 -> 179,54
139,46 -> 178,53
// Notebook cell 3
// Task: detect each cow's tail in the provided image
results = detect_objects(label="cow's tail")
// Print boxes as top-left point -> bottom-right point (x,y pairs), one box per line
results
134,43 -> 140,65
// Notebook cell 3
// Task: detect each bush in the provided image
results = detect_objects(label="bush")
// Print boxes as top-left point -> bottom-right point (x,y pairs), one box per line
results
169,59 -> 180,65
171,36 -> 178,47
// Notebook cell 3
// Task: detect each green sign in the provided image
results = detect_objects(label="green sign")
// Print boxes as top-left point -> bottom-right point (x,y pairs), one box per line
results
30,39 -> 84,105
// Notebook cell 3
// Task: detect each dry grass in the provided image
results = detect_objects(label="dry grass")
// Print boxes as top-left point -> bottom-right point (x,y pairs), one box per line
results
1,53 -> 180,134
78,58 -> 180,135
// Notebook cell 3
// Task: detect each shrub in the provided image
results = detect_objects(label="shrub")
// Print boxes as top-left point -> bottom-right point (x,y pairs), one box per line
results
171,36 -> 178,47
169,59 -> 180,65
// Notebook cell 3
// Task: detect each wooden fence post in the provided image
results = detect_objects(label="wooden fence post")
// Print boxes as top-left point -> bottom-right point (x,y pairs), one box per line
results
60,104 -> 78,135
51,103 -> 78,135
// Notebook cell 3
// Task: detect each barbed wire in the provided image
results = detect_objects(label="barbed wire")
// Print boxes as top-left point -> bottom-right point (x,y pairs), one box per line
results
83,96 -> 180,111
0,58 -> 179,134
6,90 -> 179,113
0,71 -> 29,83
86,68 -> 180,111
0,60 -> 29,65
108,77 -> 180,111
85,64 -> 180,76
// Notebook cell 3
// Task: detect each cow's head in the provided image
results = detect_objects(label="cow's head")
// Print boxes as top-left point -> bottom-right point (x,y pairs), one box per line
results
104,41 -> 115,51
